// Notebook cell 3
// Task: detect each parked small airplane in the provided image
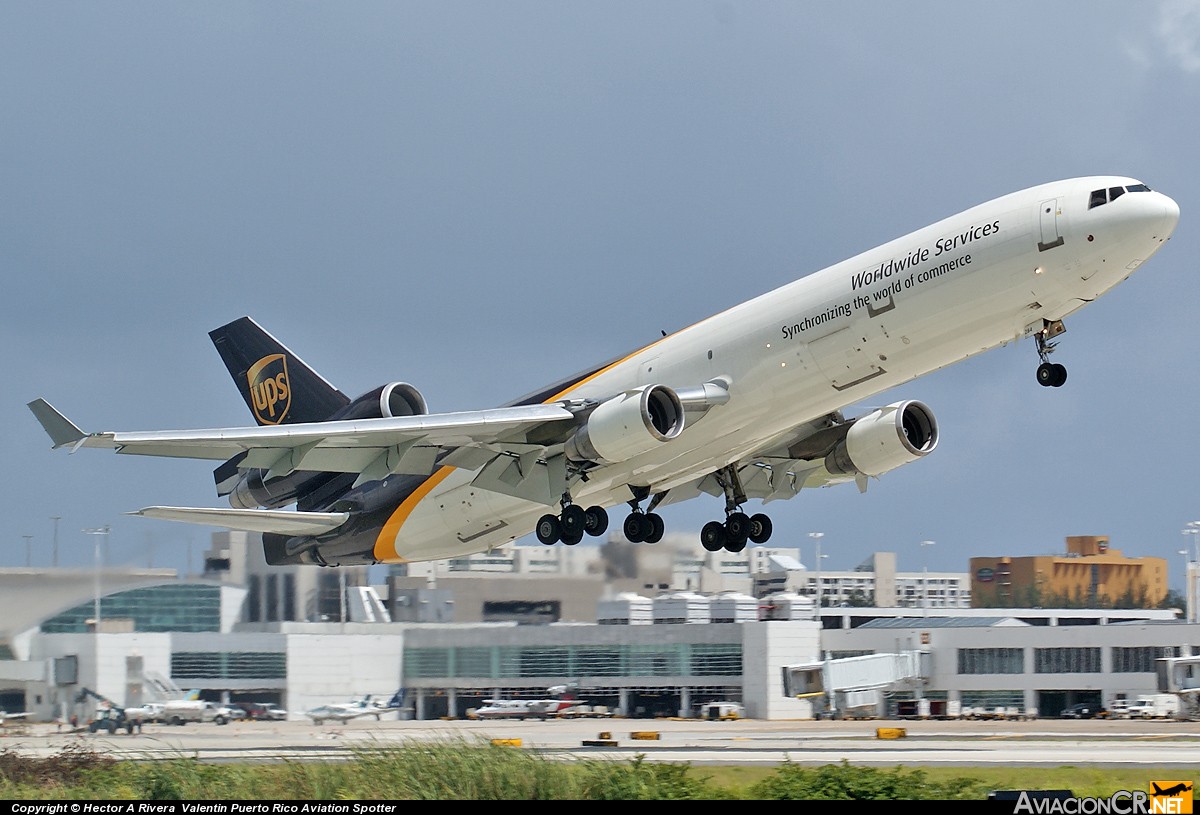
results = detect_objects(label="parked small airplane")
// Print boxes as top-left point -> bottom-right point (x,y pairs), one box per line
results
470,698 -> 576,720
305,691 -> 403,725
0,709 -> 32,726
470,684 -> 582,720
29,177 -> 1179,567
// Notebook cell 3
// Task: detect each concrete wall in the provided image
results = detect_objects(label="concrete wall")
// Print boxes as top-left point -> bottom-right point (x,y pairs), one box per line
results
283,625 -> 404,718
742,621 -> 821,720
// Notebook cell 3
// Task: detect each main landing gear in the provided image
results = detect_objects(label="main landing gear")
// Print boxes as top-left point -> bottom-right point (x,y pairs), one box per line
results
1034,319 -> 1068,388
699,464 -> 773,553
622,487 -> 666,544
536,495 -> 609,546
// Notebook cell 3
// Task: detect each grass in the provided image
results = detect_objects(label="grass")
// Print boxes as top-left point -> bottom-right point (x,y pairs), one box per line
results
0,739 -> 1192,800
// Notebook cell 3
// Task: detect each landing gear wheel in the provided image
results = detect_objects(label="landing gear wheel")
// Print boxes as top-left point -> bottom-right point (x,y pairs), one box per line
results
725,512 -> 751,546
1037,362 -> 1068,387
561,529 -> 584,546
583,506 -> 609,537
623,513 -> 649,543
724,535 -> 747,553
701,521 -> 727,552
1037,362 -> 1055,387
536,514 -> 561,545
748,513 -> 773,544
644,513 -> 665,543
560,504 -> 586,537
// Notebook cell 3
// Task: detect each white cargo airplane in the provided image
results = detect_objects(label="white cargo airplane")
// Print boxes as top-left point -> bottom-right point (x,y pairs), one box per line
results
29,176 -> 1178,566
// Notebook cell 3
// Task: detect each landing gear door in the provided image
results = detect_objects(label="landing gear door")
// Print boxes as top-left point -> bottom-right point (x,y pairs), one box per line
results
1038,198 -> 1064,251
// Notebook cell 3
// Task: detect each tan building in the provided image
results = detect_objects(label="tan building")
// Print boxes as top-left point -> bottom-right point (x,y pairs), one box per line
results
970,536 -> 1168,608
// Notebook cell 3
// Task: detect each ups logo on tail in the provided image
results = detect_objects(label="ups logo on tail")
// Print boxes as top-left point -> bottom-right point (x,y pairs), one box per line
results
247,354 -> 291,425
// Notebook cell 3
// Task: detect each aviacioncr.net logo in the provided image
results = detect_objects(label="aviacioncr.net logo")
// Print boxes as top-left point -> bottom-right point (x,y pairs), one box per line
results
1012,783 -> 1192,814
247,354 -> 291,425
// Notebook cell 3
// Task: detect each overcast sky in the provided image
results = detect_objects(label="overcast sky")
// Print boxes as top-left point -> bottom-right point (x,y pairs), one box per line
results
3,2 -> 1198,585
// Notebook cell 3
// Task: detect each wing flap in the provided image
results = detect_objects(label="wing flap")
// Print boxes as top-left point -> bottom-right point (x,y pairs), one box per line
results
130,506 -> 349,535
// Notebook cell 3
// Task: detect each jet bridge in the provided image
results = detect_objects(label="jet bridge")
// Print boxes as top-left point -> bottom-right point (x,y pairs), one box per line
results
782,651 -> 929,718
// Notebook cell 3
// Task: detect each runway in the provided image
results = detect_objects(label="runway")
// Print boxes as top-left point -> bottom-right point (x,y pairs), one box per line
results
3,717 -> 1199,768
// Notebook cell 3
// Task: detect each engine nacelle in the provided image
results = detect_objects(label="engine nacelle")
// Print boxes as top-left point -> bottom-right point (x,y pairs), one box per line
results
228,382 -> 428,509
565,385 -> 685,464
333,382 -> 428,421
825,400 -> 938,478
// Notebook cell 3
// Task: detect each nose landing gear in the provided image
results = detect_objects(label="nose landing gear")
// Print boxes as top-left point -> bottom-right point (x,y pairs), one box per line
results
1034,319 -> 1068,388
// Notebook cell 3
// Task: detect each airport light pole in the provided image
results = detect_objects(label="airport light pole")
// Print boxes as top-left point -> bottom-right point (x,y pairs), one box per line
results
83,526 -> 109,628
22,535 -> 32,567
1184,524 -> 1200,625
1178,550 -> 1192,623
1185,522 -> 1200,565
920,540 -> 936,615
50,516 -> 60,568
808,532 -> 824,610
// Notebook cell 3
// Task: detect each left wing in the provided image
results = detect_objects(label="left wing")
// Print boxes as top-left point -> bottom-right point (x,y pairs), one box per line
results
28,398 -> 578,477
130,506 -> 350,535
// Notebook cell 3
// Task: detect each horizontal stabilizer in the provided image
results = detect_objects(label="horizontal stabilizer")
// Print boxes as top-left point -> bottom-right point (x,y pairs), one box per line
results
130,506 -> 349,535
27,399 -> 86,448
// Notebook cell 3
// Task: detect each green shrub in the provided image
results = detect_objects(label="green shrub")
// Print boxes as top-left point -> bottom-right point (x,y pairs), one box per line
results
749,760 -> 988,800
576,755 -> 730,800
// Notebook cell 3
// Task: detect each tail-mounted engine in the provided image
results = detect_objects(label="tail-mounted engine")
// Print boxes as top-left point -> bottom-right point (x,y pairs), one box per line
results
565,384 -> 685,465
334,382 -> 428,421
824,400 -> 938,478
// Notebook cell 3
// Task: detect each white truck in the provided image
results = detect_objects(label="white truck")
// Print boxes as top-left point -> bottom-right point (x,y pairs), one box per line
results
162,700 -> 237,725
1125,694 -> 1181,719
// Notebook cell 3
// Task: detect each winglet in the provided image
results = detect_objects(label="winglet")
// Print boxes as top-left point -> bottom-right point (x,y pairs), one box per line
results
27,399 -> 87,449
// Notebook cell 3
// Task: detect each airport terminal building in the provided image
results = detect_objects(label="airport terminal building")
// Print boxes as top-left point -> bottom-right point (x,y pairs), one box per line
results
0,532 -> 1194,722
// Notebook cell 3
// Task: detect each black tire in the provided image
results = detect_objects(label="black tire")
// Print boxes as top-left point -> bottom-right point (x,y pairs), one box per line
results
724,535 -> 747,553
1051,363 -> 1067,387
535,514 -> 561,545
725,512 -> 751,545
583,506 -> 609,536
644,513 -> 665,543
89,721 -> 99,733
623,513 -> 648,543
215,715 -> 228,726
1037,362 -> 1055,387
169,716 -> 183,726
561,529 -> 584,546
560,504 -> 586,537
701,521 -> 727,552
748,513 -> 773,544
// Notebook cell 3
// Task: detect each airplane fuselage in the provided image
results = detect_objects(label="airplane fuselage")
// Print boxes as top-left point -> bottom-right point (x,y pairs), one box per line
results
30,175 -> 1178,567
364,176 -> 1176,564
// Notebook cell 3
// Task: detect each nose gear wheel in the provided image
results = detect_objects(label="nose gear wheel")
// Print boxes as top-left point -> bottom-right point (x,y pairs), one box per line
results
1034,320 -> 1068,388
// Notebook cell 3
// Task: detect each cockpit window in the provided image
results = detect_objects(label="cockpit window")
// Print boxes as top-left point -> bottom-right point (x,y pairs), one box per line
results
1088,183 -> 1150,210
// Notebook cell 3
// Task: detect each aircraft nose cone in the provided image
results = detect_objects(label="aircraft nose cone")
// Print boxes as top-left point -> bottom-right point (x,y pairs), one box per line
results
1159,193 -> 1181,238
